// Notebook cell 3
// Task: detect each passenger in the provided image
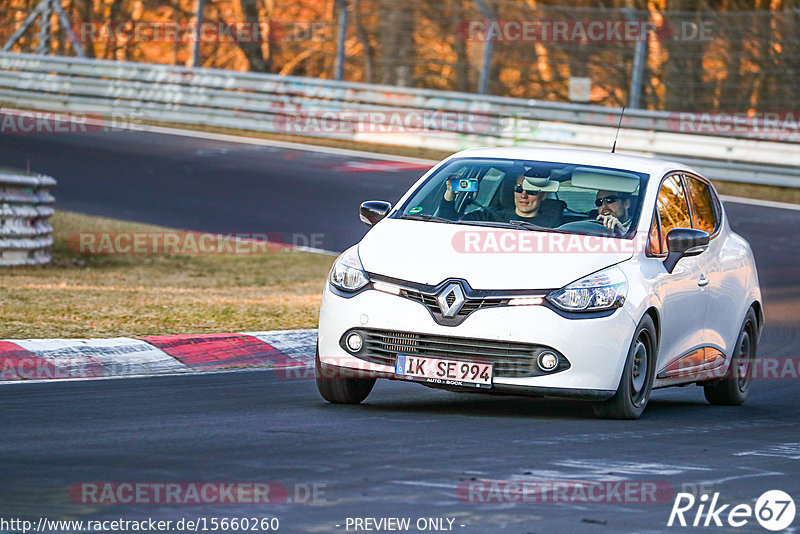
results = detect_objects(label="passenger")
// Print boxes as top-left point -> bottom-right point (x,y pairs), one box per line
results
595,189 -> 632,232
441,174 -> 560,227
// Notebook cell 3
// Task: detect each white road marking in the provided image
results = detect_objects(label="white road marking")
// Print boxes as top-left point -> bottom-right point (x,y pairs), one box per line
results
392,480 -> 459,489
686,468 -> 785,486
721,195 -> 800,211
552,460 -> 711,476
734,442 -> 800,460
11,337 -> 188,375
134,124 -> 439,164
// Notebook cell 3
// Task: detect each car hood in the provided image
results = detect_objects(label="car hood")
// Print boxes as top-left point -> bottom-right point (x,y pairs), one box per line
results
358,218 -> 634,290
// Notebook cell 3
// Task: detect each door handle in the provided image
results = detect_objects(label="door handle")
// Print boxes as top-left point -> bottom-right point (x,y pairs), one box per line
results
698,275 -> 709,287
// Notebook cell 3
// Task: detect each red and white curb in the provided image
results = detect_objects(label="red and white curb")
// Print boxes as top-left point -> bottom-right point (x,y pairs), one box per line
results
0,329 -> 317,382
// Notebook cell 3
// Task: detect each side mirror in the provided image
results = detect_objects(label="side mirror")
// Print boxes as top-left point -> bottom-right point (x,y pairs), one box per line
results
359,201 -> 392,227
663,228 -> 710,273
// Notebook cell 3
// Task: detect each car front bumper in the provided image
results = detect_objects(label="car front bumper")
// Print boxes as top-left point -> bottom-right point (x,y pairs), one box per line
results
318,283 -> 636,400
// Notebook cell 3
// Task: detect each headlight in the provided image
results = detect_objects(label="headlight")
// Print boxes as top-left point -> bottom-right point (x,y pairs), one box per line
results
329,246 -> 369,292
547,266 -> 627,312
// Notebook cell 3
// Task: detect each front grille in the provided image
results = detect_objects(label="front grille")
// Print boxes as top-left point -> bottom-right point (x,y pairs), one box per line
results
345,329 -> 568,378
400,288 -> 507,317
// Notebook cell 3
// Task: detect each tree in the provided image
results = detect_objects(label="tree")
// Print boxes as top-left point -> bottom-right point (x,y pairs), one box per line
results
238,0 -> 272,71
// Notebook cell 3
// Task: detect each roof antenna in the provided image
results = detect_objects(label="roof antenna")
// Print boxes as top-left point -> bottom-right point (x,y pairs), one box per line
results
611,106 -> 626,153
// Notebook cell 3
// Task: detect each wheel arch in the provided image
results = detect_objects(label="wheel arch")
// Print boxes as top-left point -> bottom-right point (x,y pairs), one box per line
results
749,300 -> 764,340
643,307 -> 661,351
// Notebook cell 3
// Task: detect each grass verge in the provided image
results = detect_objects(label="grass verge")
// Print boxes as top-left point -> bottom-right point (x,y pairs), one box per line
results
0,211 -> 335,338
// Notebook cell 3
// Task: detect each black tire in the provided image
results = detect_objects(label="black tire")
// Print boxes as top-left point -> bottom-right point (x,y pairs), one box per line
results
703,308 -> 757,406
593,315 -> 658,420
315,344 -> 376,404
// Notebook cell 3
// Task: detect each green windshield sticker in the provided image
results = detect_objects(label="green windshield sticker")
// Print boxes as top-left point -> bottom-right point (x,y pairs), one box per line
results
409,206 -> 423,214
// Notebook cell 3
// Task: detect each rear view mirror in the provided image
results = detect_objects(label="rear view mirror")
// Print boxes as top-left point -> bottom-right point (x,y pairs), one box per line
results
359,201 -> 392,227
664,228 -> 710,273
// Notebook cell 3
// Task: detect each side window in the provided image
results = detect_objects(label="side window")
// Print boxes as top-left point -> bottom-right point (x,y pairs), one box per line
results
656,175 -> 692,253
648,216 -> 662,255
684,175 -> 718,235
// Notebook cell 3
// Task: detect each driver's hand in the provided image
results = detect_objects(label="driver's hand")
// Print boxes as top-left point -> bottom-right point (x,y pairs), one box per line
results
444,178 -> 455,202
597,214 -> 624,232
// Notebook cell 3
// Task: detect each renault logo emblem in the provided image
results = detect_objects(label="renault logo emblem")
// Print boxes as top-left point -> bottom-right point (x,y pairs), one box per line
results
437,283 -> 466,317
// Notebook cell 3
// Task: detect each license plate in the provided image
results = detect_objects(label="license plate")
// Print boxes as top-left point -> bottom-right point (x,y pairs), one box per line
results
395,355 -> 492,389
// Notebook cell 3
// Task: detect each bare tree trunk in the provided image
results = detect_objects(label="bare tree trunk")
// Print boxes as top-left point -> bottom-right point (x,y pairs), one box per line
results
237,0 -> 272,72
753,8 -> 772,110
453,0 -> 469,92
104,0 -> 124,60
351,0 -> 374,83
376,0 -> 415,86
71,0 -> 95,57
664,0 -> 711,111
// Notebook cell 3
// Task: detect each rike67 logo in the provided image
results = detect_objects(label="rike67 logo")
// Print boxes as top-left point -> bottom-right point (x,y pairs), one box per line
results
668,490 -> 795,531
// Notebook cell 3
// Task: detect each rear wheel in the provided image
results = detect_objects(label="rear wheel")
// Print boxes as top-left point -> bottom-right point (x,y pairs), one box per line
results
703,309 -> 757,406
593,315 -> 657,420
315,344 -> 376,404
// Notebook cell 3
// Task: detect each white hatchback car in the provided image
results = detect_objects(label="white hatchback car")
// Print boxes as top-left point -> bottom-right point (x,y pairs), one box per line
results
316,148 -> 763,419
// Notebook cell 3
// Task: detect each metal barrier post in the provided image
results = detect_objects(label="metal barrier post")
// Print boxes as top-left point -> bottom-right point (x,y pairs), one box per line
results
334,0 -> 349,81
192,0 -> 206,68
624,8 -> 647,109
473,0 -> 494,95
37,0 -> 51,55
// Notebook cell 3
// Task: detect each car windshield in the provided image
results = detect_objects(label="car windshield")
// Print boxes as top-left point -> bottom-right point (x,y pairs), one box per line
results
397,158 -> 648,238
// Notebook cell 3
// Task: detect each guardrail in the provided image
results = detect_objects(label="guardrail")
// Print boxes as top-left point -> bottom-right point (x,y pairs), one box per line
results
0,168 -> 55,266
1,52 -> 799,188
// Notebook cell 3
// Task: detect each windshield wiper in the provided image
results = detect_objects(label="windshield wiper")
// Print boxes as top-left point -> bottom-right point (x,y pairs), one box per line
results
507,220 -> 568,234
400,213 -> 452,224
452,220 -> 509,228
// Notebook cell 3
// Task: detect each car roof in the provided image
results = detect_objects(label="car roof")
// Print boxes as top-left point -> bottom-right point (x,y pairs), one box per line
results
447,147 -> 700,179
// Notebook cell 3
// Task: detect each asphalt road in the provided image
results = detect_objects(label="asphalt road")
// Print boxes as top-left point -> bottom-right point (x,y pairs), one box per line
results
1,130 -> 799,533
0,130 -> 423,251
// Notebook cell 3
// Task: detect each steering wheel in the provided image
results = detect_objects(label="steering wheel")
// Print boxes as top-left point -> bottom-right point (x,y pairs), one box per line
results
455,191 -> 505,221
454,190 -> 475,213
556,218 -> 621,236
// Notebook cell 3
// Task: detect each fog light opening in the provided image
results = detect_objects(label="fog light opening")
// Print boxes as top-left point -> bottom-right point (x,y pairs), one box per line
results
538,351 -> 559,372
346,332 -> 363,352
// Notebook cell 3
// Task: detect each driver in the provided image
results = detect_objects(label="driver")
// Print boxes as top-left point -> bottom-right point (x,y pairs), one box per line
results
441,174 -> 560,227
595,190 -> 632,232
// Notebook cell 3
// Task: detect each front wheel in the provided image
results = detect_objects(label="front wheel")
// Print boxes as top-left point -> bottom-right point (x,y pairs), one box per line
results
315,344 -> 376,404
593,315 -> 658,420
703,308 -> 757,406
